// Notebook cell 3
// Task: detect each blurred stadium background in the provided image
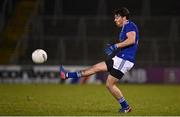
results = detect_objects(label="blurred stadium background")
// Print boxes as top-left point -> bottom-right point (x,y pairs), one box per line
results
1,0 -> 180,84
0,0 -> 180,115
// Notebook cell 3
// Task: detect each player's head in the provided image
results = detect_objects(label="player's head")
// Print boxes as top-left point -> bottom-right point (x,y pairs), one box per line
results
114,7 -> 130,27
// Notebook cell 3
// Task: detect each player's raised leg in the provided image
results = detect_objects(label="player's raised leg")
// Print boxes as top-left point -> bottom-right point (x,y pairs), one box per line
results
60,61 -> 107,79
106,75 -> 131,113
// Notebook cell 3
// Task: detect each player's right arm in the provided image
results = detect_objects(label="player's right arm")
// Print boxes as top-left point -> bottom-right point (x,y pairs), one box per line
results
116,31 -> 136,48
104,31 -> 136,56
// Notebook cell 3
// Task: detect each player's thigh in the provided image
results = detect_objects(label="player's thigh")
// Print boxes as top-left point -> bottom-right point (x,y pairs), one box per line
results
92,61 -> 108,72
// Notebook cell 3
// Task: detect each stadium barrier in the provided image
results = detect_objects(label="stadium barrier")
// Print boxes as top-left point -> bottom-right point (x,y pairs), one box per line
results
0,65 -> 180,84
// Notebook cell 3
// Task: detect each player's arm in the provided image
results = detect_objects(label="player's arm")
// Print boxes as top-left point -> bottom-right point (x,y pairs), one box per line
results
104,31 -> 136,56
116,31 -> 136,48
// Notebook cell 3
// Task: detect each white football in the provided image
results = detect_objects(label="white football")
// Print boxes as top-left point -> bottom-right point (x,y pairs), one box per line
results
32,49 -> 47,64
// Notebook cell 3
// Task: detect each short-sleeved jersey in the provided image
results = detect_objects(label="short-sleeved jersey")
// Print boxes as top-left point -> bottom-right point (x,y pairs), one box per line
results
116,20 -> 139,63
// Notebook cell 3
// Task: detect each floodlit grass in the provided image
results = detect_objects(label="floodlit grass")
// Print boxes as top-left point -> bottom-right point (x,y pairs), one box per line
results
0,84 -> 180,116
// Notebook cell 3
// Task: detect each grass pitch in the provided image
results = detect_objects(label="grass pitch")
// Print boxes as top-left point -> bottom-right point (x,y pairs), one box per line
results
0,84 -> 180,116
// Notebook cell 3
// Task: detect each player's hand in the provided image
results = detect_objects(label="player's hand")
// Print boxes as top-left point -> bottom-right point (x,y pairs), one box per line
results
104,44 -> 118,56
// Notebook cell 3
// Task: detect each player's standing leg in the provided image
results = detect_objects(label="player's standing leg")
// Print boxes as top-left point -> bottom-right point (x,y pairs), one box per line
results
106,75 -> 131,113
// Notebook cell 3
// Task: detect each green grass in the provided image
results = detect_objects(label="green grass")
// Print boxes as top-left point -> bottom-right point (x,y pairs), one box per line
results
0,84 -> 180,116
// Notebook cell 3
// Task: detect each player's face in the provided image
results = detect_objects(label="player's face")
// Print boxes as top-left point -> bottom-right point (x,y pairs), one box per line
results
114,15 -> 124,27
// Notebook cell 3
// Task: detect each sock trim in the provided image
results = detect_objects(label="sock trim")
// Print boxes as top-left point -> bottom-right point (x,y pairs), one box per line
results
119,97 -> 125,103
77,71 -> 82,78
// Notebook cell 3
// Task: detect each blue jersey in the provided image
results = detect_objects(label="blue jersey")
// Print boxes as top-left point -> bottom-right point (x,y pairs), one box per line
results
116,20 -> 139,63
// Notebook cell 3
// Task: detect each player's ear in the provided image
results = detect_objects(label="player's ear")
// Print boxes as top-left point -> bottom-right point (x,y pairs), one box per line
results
122,16 -> 126,20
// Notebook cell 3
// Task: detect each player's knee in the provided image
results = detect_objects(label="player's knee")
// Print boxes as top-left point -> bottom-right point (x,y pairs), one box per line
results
106,82 -> 111,90
106,79 -> 114,89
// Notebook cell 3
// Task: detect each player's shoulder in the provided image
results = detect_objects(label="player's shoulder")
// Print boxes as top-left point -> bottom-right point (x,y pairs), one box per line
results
126,20 -> 137,27
125,20 -> 138,31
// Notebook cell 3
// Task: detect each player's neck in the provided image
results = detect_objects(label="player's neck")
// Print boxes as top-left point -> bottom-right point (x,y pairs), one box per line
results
123,20 -> 129,25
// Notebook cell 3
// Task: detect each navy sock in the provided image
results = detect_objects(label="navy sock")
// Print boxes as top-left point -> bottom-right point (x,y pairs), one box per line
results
119,97 -> 129,109
67,71 -> 82,78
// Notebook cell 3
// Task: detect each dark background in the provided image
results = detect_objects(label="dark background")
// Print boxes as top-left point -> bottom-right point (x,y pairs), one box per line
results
0,0 -> 180,67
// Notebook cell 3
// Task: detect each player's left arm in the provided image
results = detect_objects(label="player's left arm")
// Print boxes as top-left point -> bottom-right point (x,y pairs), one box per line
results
116,31 -> 136,48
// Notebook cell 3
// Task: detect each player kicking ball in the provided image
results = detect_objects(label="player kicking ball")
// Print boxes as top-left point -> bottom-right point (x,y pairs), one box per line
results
60,7 -> 139,113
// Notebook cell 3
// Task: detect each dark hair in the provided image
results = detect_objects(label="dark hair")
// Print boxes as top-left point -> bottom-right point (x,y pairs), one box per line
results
114,7 -> 130,19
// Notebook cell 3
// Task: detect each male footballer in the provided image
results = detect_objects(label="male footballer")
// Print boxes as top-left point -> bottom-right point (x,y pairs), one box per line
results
60,7 -> 139,113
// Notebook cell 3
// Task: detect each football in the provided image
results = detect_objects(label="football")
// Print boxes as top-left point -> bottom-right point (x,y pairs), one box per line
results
32,49 -> 47,64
